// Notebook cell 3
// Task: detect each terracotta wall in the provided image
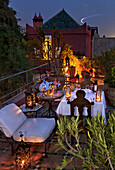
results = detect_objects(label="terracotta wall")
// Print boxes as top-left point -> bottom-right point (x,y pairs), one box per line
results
26,23 -> 91,58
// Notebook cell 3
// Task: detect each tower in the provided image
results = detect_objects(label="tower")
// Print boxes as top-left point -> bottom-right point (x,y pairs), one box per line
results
33,12 -> 43,29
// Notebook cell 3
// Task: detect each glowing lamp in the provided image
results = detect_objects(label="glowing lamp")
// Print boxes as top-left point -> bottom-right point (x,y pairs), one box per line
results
42,81 -> 47,96
48,83 -> 54,96
89,68 -> 93,77
93,80 -> 98,92
15,132 -> 30,170
96,91 -> 101,102
25,88 -> 36,109
65,55 -> 70,66
75,71 -> 79,83
65,85 -> 71,100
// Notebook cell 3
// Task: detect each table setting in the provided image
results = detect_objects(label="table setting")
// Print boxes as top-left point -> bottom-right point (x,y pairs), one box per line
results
56,88 -> 107,123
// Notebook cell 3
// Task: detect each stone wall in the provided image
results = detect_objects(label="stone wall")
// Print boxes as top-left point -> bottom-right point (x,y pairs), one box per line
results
92,33 -> 115,56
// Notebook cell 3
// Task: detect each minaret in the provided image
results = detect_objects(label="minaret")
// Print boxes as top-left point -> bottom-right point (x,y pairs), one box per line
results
33,12 -> 43,29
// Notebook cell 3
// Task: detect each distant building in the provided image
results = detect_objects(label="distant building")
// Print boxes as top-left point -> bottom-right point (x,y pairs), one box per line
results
26,9 -> 93,58
92,32 -> 115,56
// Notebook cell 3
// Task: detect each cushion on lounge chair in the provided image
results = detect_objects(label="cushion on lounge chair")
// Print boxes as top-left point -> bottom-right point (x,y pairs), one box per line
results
0,103 -> 27,137
13,118 -> 56,143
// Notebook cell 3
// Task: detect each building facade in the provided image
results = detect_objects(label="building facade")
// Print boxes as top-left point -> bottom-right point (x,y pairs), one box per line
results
26,9 -> 92,58
92,32 -> 115,56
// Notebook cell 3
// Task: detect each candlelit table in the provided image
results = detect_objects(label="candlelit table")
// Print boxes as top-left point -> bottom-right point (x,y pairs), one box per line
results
20,103 -> 42,118
56,89 -> 107,123
37,91 -> 64,119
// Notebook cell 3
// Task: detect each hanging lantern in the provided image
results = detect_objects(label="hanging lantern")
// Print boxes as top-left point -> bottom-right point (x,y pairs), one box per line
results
75,71 -> 79,83
65,55 -> 70,66
69,66 -> 75,78
25,87 -> 36,109
96,90 -> 101,102
65,85 -> 71,100
15,132 -> 31,170
93,80 -> 98,92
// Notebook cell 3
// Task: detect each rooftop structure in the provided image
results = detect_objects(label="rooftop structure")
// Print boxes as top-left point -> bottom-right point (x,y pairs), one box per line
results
26,9 -> 92,57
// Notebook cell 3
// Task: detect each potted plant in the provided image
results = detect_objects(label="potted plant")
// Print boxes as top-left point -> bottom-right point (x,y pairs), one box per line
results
56,112 -> 115,170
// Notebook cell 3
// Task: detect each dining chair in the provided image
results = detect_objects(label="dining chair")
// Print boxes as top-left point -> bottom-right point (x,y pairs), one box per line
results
68,90 -> 94,130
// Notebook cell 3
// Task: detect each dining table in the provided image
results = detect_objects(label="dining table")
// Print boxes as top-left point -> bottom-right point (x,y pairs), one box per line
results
37,90 -> 64,119
56,89 -> 107,123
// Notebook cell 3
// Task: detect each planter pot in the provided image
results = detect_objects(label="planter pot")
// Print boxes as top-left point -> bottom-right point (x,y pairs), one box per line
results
104,84 -> 115,106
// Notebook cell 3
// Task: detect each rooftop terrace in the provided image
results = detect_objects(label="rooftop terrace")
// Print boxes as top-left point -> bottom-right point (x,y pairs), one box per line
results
0,69 -> 115,170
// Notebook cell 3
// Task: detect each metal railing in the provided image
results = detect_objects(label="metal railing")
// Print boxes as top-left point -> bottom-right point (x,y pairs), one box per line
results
0,62 -> 51,106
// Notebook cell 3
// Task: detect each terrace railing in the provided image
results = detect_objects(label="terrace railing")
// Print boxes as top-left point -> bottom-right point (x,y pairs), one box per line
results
0,63 -> 52,107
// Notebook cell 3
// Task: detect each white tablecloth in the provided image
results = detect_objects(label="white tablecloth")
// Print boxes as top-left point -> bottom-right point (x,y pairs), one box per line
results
56,89 -> 106,123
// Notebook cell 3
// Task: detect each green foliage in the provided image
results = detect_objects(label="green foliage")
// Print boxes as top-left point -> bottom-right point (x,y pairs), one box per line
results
27,27 -> 45,61
50,24 -> 65,76
94,49 -> 115,87
56,112 -> 115,169
79,56 -> 94,71
0,1 -> 30,76
0,0 -> 31,101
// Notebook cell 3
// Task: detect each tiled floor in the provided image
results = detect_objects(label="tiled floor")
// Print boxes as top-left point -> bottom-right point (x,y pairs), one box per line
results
0,132 -> 86,170
0,79 -> 114,169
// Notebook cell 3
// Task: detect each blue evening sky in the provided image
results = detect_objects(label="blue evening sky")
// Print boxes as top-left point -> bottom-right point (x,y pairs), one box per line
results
9,0 -> 115,37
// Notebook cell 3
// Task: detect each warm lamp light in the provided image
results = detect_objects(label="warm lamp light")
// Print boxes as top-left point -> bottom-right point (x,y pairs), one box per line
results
75,71 -> 79,83
25,87 -> 36,109
65,66 -> 68,73
96,91 -> 101,102
93,80 -> 98,92
42,81 -> 47,96
89,68 -> 93,77
48,83 -> 54,96
15,132 -> 31,170
65,85 -> 71,100
65,55 -> 70,66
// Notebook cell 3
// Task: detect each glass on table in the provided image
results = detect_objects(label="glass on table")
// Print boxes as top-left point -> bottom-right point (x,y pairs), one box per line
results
90,85 -> 93,91
86,84 -> 90,89
96,90 -> 101,102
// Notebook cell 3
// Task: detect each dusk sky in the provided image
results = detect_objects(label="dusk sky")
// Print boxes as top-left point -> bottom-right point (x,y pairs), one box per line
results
9,0 -> 115,37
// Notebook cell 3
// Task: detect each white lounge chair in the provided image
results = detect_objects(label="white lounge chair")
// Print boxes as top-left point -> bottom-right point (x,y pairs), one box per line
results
0,103 -> 56,157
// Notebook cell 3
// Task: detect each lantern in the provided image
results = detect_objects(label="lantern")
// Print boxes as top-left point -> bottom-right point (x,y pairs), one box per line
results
25,87 -> 36,109
65,55 -> 70,66
65,85 -> 71,100
15,132 -> 31,170
75,71 -> 79,83
48,83 -> 54,96
96,90 -> 101,102
93,80 -> 98,92
89,68 -> 93,77
69,66 -> 75,78
42,81 -> 47,96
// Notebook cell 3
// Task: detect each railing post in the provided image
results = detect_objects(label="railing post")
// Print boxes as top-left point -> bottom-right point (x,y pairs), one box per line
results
26,71 -> 28,88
